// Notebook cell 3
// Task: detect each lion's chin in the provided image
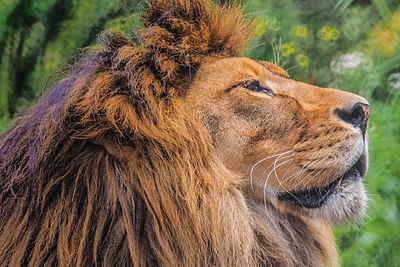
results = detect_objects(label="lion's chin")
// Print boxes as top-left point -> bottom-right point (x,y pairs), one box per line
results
276,153 -> 368,224
277,180 -> 367,224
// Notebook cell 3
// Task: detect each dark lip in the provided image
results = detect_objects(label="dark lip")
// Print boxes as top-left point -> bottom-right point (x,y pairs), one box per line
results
277,154 -> 366,209
357,151 -> 368,177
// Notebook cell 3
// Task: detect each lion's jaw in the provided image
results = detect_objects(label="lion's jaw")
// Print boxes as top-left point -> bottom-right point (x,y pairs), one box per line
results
185,57 -> 369,224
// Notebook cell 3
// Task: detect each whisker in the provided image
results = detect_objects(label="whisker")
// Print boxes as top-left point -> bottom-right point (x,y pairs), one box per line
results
261,152 -> 294,213
273,158 -> 324,209
249,150 -> 293,191
287,159 -> 324,189
280,164 -> 299,181
273,154 -> 294,181
280,157 -> 322,186
299,169 -> 324,191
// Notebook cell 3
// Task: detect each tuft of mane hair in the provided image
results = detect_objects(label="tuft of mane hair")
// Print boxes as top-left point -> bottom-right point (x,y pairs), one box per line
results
0,0 -> 335,266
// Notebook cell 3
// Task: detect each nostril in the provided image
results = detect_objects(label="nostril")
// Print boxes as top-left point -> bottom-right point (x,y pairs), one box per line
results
335,102 -> 370,130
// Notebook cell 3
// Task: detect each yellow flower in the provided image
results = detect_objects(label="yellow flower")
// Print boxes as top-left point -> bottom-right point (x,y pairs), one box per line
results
370,27 -> 399,57
362,8 -> 400,57
296,54 -> 309,68
265,18 -> 280,32
318,25 -> 340,41
391,10 -> 400,33
281,42 -> 297,57
293,25 -> 309,39
254,17 -> 266,36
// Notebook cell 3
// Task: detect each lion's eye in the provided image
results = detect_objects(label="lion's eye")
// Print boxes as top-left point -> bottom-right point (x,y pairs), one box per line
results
243,80 -> 274,96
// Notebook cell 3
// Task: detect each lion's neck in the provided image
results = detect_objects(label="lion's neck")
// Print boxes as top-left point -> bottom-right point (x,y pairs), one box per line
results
248,200 -> 339,267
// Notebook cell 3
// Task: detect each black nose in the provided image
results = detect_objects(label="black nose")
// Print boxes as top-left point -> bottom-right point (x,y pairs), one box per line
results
335,102 -> 370,132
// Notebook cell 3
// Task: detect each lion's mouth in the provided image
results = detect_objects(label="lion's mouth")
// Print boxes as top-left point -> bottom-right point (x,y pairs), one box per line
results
277,153 -> 367,209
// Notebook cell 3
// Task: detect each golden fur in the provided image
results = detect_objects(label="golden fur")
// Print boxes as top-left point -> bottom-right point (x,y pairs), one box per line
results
0,0 -> 370,266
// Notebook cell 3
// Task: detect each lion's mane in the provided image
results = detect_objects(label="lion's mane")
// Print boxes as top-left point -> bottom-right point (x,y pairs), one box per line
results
0,1 -> 335,266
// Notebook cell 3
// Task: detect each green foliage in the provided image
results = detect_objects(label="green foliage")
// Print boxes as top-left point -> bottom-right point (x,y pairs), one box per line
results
243,1 -> 400,265
0,0 -> 399,265
0,0 -> 141,123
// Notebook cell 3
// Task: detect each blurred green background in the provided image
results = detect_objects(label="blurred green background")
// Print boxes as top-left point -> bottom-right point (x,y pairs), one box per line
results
0,0 -> 399,266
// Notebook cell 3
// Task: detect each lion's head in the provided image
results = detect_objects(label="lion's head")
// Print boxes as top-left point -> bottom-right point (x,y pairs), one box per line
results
0,0 -> 369,266
185,57 -> 369,224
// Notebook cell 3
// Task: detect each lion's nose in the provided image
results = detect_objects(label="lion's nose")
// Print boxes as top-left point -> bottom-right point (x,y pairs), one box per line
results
335,102 -> 370,133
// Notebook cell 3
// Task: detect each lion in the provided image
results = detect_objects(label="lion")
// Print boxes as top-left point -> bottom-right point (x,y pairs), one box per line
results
0,0 -> 370,266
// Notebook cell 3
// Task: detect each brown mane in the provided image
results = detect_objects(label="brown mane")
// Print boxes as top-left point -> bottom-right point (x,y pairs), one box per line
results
0,1 -> 336,266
